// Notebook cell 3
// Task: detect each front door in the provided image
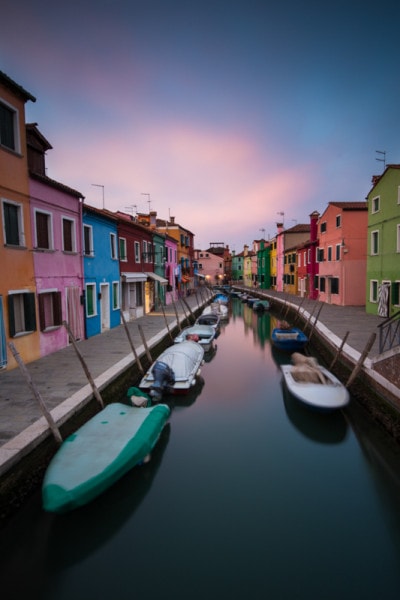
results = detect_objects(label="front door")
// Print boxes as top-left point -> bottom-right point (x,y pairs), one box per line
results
378,282 -> 391,317
100,283 -> 110,331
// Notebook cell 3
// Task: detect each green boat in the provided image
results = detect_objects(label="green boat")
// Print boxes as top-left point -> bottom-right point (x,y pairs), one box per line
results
42,402 -> 170,513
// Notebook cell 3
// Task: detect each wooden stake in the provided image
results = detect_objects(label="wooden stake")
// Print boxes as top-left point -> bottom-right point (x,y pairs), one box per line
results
120,310 -> 144,374
160,302 -> 174,342
172,301 -> 182,331
63,321 -> 104,408
8,342 -> 63,445
137,324 -> 152,363
329,331 -> 349,370
346,332 -> 377,388
181,297 -> 196,323
308,302 -> 324,341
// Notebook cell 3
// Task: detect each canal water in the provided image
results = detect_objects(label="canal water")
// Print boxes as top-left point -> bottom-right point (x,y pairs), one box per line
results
1,299 -> 400,600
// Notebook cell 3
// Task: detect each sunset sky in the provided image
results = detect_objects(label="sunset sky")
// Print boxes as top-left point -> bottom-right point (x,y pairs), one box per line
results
2,0 -> 399,251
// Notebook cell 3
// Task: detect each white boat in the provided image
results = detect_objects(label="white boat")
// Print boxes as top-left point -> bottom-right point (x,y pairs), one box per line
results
174,324 -> 216,351
196,312 -> 221,331
202,302 -> 228,320
281,364 -> 350,411
139,340 -> 204,400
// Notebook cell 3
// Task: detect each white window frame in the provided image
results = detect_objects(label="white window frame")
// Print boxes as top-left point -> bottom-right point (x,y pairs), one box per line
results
371,196 -> 380,213
85,283 -> 97,317
134,241 -> 141,263
327,246 -> 332,262
61,216 -> 76,253
370,280 -> 378,303
110,232 -> 117,259
34,208 -> 53,250
83,224 -> 94,257
371,230 -> 379,255
2,198 -> 25,247
119,237 -> 127,261
336,214 -> 341,228
335,244 -> 341,260
0,99 -> 21,153
112,281 -> 120,310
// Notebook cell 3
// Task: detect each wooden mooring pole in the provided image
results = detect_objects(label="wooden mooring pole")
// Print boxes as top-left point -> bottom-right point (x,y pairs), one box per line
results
137,324 -> 153,364
63,321 -> 104,408
8,342 -> 63,445
329,331 -> 350,370
120,310 -> 145,374
160,302 -> 174,342
181,297 -> 196,323
345,332 -> 377,388
307,302 -> 324,341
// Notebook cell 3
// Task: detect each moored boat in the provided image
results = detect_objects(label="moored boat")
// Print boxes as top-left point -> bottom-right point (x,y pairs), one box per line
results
196,312 -> 221,332
139,340 -> 204,400
281,364 -> 350,411
174,324 -> 216,351
271,327 -> 308,351
253,299 -> 270,311
42,402 -> 171,513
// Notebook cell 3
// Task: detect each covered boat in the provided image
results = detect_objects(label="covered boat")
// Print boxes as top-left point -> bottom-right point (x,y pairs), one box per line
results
196,312 -> 221,331
174,324 -> 216,351
281,364 -> 350,411
139,340 -> 204,400
202,302 -> 228,320
271,327 -> 308,351
42,402 -> 170,513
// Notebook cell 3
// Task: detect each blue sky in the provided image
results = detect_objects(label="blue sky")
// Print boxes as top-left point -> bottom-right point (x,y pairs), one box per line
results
2,0 -> 399,251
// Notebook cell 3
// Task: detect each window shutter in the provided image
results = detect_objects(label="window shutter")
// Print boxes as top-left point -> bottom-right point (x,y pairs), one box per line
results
54,292 -> 62,325
7,295 -> 15,337
38,294 -> 45,331
24,293 -> 37,332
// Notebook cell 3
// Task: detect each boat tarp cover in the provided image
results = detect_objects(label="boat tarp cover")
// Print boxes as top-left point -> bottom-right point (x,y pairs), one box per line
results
42,403 -> 170,513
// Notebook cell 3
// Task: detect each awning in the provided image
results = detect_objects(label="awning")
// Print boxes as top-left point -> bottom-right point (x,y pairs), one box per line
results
197,273 -> 206,278
121,272 -> 147,283
146,272 -> 168,284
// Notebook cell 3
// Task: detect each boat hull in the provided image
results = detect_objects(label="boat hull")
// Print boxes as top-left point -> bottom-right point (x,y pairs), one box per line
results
42,403 -> 170,513
281,365 -> 350,410
271,327 -> 308,351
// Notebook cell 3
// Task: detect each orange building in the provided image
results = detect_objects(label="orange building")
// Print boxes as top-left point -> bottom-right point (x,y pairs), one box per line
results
0,72 -> 40,369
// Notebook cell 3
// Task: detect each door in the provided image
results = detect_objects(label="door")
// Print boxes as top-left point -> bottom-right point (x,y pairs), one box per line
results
378,282 -> 391,317
100,283 -> 110,331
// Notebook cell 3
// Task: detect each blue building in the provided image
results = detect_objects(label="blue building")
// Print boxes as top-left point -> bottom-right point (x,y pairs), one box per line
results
82,206 -> 121,338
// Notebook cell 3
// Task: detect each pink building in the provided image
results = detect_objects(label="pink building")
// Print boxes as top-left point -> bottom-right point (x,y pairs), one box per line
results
28,125 -> 85,356
316,201 -> 368,306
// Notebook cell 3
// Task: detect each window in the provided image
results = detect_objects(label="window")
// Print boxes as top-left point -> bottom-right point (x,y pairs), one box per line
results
372,196 -> 380,213
320,222 -> 327,233
336,215 -> 341,228
85,283 -> 97,317
0,101 -> 19,152
327,246 -> 332,262
35,210 -> 52,250
319,277 -> 326,292
371,230 -> 379,255
143,240 -> 148,261
62,217 -> 76,252
370,280 -> 378,303
119,237 -> 127,261
110,233 -> 117,259
83,225 -> 93,256
134,241 -> 141,263
8,292 -> 36,336
38,291 -> 62,331
112,282 -> 119,310
317,248 -> 324,262
331,278 -> 339,294
335,244 -> 341,260
2,200 -> 25,246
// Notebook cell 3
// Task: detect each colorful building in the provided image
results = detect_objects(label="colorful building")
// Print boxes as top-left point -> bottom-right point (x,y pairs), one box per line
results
365,165 -> 400,317
0,72 -> 39,369
28,123 -> 85,355
317,201 -> 367,306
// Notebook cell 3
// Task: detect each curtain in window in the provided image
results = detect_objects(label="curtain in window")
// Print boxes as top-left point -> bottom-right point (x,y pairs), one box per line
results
67,287 -> 84,341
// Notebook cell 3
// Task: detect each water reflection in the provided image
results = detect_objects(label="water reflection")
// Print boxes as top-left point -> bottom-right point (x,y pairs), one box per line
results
281,381 -> 348,443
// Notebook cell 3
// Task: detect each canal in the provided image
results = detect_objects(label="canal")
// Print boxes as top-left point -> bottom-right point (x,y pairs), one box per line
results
1,299 -> 400,599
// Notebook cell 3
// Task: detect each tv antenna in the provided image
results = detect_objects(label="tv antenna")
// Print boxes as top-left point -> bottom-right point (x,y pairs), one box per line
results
375,150 -> 386,170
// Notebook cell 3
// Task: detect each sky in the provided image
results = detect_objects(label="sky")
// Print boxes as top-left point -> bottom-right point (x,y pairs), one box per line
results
2,0 -> 399,251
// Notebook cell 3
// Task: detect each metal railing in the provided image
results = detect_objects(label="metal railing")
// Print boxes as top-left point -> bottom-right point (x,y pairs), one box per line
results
377,310 -> 400,354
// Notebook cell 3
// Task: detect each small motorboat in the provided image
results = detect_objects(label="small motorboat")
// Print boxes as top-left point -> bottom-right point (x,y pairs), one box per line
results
253,299 -> 270,311
196,312 -> 221,332
42,402 -> 171,513
174,324 -> 216,351
281,363 -> 350,411
139,340 -> 204,401
271,327 -> 308,351
213,293 -> 229,304
202,302 -> 228,320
